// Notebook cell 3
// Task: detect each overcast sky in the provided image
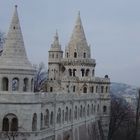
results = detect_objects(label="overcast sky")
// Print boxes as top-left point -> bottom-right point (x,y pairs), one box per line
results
0,0 -> 140,86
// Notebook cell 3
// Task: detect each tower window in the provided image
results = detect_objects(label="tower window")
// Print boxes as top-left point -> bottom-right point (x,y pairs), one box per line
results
69,69 -> 72,76
73,69 -> 76,77
101,86 -> 104,93
66,53 -> 69,58
83,87 -> 87,93
83,53 -> 86,58
73,86 -> 75,92
81,69 -> 85,77
103,106 -> 107,113
74,52 -> 77,58
50,87 -> 53,92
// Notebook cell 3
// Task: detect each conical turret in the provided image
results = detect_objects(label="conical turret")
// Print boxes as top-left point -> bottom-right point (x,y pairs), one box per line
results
65,12 -> 91,59
69,12 -> 88,47
50,30 -> 61,51
0,5 -> 33,70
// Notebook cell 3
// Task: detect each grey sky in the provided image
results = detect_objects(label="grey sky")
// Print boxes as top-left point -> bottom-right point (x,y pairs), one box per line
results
0,0 -> 140,86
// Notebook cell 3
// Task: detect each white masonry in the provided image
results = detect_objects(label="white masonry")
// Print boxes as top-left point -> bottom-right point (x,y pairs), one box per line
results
0,6 -> 110,140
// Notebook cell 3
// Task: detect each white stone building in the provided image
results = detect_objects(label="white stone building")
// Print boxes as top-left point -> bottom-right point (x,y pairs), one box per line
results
0,6 -> 110,140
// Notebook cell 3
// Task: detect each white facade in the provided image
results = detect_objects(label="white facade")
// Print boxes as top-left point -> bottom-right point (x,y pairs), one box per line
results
0,6 -> 110,140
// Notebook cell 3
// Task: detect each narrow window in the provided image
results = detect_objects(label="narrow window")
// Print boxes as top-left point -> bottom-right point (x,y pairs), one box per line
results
69,69 -> 72,76
83,52 -> 86,58
73,86 -> 76,92
12,78 -> 19,91
66,52 -> 69,58
101,86 -> 104,93
50,87 -> 53,92
103,106 -> 107,114
74,52 -> 77,58
83,87 -> 87,93
32,113 -> 37,131
2,77 -> 9,91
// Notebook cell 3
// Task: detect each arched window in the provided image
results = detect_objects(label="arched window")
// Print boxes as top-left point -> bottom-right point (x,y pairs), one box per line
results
85,69 -> 89,76
106,86 -> 108,93
74,52 -> 77,58
11,118 -> 18,131
103,106 -> 107,114
66,52 -> 69,58
50,111 -> 53,125
83,87 -> 87,93
101,86 -> 104,93
87,105 -> 90,116
92,69 -> 95,76
23,78 -> 28,92
50,87 -> 53,92
12,78 -> 19,91
2,117 -> 9,131
68,69 -> 72,76
2,114 -> 18,132
91,104 -> 94,115
73,86 -> 76,92
40,113 -> 43,129
83,52 -> 86,58
62,110 -> 64,123
81,69 -> 85,77
80,105 -> 82,118
74,106 -> 77,119
65,107 -> 68,122
57,108 -> 61,124
69,109 -> 72,121
73,69 -> 76,77
45,109 -> 49,127
32,113 -> 37,131
2,77 -> 9,91
83,107 -> 85,117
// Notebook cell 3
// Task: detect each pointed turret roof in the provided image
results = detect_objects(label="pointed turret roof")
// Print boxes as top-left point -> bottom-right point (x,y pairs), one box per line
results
0,5 -> 34,70
50,31 -> 62,51
68,12 -> 88,47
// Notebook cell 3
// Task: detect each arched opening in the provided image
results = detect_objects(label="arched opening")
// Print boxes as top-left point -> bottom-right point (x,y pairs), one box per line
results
68,69 -> 72,76
57,108 -> 61,124
83,106 -> 85,117
2,117 -> 9,131
74,52 -> 77,58
74,106 -> 77,119
73,86 -> 76,92
83,87 -> 87,93
50,87 -> 53,92
87,104 -> 90,116
103,106 -> 107,114
81,69 -> 85,77
106,86 -> 108,93
32,113 -> 37,131
12,78 -> 19,91
92,69 -> 95,76
65,107 -> 68,122
40,113 -> 43,129
80,105 -> 82,118
2,114 -> 18,132
91,104 -> 94,115
45,109 -> 49,127
73,69 -> 76,77
2,77 -> 9,91
11,118 -> 18,131
83,52 -> 86,58
23,78 -> 28,92
85,69 -> 90,76
69,109 -> 72,121
101,86 -> 104,93
62,110 -> 64,123
50,111 -> 53,125
66,52 -> 69,58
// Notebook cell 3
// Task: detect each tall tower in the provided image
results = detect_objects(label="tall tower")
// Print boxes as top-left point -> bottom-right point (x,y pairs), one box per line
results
0,5 -> 35,92
47,31 -> 63,92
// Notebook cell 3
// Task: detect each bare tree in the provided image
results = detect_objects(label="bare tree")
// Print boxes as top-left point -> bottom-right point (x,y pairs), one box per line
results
34,62 -> 48,92
108,95 -> 135,140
